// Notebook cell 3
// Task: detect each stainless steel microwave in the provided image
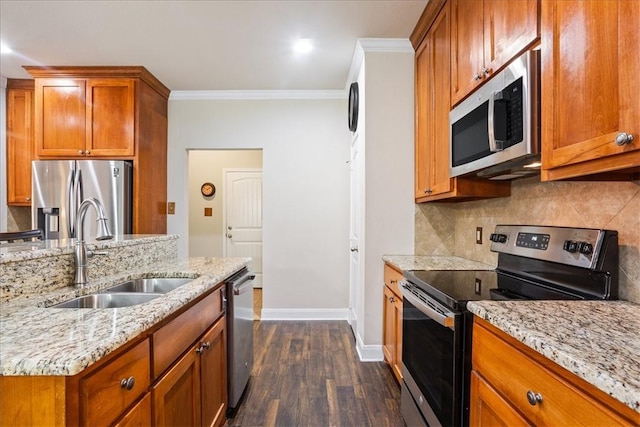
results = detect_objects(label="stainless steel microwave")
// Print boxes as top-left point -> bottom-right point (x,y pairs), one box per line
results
450,50 -> 540,179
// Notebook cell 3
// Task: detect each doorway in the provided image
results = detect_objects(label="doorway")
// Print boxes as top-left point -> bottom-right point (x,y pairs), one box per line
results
188,150 -> 263,317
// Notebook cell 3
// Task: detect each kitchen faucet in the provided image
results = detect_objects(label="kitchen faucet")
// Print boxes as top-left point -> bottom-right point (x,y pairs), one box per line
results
74,197 -> 113,288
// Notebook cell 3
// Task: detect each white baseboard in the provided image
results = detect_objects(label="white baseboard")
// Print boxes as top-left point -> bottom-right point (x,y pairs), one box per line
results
260,308 -> 349,320
354,332 -> 384,362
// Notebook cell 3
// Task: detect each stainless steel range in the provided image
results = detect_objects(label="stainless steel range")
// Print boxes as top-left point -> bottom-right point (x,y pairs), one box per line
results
399,225 -> 619,427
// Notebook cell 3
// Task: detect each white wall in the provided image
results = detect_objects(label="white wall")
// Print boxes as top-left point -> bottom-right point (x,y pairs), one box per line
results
349,40 -> 416,359
188,149 -> 262,257
168,98 -> 351,316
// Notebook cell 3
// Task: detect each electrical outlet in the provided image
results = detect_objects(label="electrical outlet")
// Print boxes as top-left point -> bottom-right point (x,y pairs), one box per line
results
475,278 -> 482,295
167,202 -> 175,215
476,227 -> 483,244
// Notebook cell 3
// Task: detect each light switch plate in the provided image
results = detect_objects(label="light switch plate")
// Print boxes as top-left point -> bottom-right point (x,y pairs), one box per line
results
476,227 -> 483,244
167,202 -> 175,215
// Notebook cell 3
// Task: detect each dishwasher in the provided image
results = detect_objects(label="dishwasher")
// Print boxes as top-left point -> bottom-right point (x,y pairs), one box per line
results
225,268 -> 255,410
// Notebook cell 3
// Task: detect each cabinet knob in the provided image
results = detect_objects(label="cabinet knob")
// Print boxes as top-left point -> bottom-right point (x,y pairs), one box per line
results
526,390 -> 543,406
473,73 -> 482,81
350,246 -> 358,252
85,150 -> 90,155
615,132 -> 634,146
25,197 -> 31,201
390,279 -> 397,284
483,67 -> 491,76
201,341 -> 211,350
78,150 -> 84,155
120,376 -> 135,390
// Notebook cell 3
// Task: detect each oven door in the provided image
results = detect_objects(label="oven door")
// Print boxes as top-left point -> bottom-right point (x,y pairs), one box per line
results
400,281 -> 465,427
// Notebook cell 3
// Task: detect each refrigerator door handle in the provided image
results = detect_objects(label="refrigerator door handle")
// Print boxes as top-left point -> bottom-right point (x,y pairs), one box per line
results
75,168 -> 84,238
67,169 -> 75,238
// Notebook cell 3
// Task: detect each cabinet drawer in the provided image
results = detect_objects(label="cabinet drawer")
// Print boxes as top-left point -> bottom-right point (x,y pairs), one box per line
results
472,320 -> 634,426
153,285 -> 224,378
384,264 -> 403,297
80,338 -> 150,427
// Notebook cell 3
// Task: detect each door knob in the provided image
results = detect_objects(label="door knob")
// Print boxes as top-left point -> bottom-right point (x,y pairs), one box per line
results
227,234 -> 232,238
228,226 -> 232,230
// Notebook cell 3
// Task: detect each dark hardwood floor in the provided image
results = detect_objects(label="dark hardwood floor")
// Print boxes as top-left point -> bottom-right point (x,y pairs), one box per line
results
226,320 -> 403,427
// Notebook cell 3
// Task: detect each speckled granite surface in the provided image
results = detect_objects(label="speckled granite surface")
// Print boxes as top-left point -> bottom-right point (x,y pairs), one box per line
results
468,300 -> 640,414
0,235 -> 178,302
0,257 -> 249,376
383,255 -> 495,271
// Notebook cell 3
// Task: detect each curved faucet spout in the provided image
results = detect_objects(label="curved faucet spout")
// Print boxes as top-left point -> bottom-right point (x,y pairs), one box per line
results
74,197 -> 114,288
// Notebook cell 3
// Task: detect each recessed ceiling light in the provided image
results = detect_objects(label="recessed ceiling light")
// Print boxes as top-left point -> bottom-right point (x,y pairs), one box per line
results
293,38 -> 313,54
1,43 -> 13,54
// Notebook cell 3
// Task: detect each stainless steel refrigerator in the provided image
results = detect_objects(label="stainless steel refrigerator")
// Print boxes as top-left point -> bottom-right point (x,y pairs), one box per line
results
32,160 -> 132,240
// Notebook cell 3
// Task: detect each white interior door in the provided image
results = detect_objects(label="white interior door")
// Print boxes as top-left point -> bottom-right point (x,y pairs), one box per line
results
223,169 -> 263,287
349,133 -> 362,337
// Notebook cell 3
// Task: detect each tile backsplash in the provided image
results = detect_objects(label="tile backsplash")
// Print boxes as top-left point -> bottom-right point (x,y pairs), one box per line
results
415,177 -> 640,303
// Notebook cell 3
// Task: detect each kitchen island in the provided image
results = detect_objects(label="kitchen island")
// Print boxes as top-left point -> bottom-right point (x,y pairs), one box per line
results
468,300 -> 640,424
0,235 -> 249,426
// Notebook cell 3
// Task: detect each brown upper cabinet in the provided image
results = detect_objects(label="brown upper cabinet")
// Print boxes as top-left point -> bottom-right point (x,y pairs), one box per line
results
413,0 -> 510,202
32,77 -> 135,157
540,0 -> 640,181
450,0 -> 539,106
24,66 -> 171,234
6,79 -> 35,206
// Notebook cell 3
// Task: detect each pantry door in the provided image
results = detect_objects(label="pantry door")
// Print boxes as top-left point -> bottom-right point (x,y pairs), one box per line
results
223,169 -> 263,287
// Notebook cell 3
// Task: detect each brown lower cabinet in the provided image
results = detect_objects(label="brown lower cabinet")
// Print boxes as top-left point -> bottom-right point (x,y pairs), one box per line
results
382,263 -> 403,383
153,316 -> 227,427
471,317 -> 639,426
0,283 -> 227,427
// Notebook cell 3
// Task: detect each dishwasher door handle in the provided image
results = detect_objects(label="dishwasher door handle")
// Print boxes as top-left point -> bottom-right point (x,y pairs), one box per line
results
233,275 -> 255,295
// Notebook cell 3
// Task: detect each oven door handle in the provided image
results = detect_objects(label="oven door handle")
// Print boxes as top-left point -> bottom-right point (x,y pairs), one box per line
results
400,282 -> 457,331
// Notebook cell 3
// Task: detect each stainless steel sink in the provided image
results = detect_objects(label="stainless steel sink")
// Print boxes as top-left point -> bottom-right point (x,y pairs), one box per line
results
50,292 -> 161,309
105,277 -> 193,294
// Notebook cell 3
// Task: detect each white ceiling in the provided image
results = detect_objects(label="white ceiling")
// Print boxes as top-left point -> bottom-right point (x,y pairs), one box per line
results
0,0 -> 426,92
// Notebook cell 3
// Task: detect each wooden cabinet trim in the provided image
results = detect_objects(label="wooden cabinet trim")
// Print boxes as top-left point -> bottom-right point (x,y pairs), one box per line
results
410,0 -> 447,48
24,65 -> 170,99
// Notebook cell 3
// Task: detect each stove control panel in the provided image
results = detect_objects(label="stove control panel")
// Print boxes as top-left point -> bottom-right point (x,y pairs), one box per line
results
490,225 -> 610,269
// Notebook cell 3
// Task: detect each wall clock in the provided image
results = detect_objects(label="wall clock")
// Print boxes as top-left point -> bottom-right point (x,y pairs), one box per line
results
201,182 -> 216,197
348,82 -> 359,132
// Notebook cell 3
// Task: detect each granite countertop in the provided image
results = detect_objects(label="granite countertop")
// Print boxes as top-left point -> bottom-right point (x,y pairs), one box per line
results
468,300 -> 640,414
383,255 -> 495,271
0,256 -> 249,376
0,234 -> 177,263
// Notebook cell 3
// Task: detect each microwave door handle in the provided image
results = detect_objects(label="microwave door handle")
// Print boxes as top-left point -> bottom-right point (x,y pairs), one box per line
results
488,91 -> 498,152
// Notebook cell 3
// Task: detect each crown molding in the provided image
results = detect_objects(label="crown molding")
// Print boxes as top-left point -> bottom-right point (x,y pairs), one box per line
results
170,89 -> 346,101
345,38 -> 414,88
